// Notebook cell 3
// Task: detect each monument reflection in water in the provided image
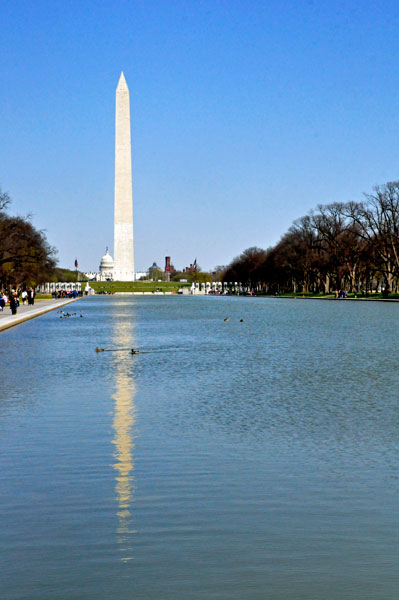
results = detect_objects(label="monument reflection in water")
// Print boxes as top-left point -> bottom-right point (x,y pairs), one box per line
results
111,313 -> 137,561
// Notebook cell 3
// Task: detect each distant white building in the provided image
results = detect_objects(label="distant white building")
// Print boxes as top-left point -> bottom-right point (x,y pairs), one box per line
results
83,247 -> 146,282
99,247 -> 114,280
83,247 -> 114,281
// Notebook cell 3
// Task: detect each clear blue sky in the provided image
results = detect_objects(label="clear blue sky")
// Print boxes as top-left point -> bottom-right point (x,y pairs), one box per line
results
2,0 -> 399,272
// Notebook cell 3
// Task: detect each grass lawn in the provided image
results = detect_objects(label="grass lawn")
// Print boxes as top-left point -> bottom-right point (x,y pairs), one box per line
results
87,281 -> 191,294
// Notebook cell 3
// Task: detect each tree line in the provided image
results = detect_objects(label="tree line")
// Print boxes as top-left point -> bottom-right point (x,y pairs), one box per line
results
222,181 -> 399,296
147,264 -> 213,284
0,189 -> 57,291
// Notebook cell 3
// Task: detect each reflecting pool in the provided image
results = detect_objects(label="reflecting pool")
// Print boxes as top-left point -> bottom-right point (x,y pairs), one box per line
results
1,296 -> 399,599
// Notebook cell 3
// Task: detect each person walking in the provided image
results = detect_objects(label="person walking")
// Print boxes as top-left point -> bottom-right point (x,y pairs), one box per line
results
27,288 -> 35,306
9,289 -> 18,315
21,290 -> 28,305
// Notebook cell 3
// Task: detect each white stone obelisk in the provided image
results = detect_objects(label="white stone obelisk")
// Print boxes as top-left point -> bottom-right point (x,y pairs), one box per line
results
114,72 -> 135,281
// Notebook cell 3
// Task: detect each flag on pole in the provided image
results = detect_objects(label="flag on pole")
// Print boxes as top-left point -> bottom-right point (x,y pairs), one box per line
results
74,259 -> 78,269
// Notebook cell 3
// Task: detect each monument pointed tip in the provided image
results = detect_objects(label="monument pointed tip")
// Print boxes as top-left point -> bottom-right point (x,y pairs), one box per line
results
117,71 -> 128,90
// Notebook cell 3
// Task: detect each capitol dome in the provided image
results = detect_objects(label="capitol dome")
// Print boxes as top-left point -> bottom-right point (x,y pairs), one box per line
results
99,247 -> 114,272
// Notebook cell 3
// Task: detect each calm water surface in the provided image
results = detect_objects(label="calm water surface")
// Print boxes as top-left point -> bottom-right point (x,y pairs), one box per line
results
1,296 -> 399,599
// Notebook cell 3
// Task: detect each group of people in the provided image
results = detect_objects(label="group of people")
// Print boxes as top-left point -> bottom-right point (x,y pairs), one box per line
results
51,289 -> 82,299
0,288 -> 36,315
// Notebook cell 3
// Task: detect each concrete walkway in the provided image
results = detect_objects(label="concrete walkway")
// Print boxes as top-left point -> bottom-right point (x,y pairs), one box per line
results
0,297 -> 80,332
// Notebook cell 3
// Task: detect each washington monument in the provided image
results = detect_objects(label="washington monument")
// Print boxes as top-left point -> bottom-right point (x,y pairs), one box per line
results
114,72 -> 134,281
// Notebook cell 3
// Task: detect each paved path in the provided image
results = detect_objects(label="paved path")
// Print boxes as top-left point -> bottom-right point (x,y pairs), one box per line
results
0,297 -> 81,332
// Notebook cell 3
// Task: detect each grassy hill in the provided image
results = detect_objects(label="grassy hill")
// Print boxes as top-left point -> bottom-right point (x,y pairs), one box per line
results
52,268 -> 87,282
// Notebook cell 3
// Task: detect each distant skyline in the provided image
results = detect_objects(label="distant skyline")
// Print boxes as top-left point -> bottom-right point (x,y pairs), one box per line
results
2,1 -> 399,272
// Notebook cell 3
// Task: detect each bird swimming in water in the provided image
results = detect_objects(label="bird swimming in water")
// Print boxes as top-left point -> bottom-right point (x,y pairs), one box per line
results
95,347 -> 105,352
224,317 -> 229,322
131,349 -> 140,354
240,319 -> 243,322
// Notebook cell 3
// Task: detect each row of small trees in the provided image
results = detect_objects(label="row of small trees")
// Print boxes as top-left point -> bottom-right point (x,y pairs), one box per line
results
0,189 -> 57,291
222,181 -> 399,295
146,264 -> 213,284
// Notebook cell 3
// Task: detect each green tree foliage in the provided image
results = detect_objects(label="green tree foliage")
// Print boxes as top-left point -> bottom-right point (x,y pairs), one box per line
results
0,188 -> 57,290
190,270 -> 212,284
148,267 -> 166,281
171,269 -> 212,284
51,268 -> 87,282
170,271 -> 188,282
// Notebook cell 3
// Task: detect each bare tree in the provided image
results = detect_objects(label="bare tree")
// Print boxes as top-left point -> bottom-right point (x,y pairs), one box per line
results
341,182 -> 399,292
